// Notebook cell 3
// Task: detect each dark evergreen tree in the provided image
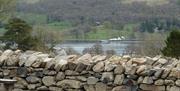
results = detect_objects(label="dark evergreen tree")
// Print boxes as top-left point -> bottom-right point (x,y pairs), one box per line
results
1,18 -> 47,51
162,29 -> 180,58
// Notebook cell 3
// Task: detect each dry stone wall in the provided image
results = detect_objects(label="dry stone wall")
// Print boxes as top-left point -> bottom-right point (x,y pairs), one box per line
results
0,50 -> 180,91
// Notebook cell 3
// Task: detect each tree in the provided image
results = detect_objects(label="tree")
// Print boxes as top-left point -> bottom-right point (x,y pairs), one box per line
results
1,18 -> 47,51
162,29 -> 180,58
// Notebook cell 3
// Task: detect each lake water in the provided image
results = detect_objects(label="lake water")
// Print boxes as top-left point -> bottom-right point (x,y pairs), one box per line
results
56,41 -> 141,55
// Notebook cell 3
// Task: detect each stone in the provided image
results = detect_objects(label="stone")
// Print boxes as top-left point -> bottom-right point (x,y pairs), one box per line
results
67,62 -> 77,70
27,83 -> 41,90
169,86 -> 180,91
112,86 -> 131,91
56,72 -> 65,81
154,69 -> 163,78
26,76 -> 40,84
87,77 -> 99,85
104,63 -> 115,72
132,58 -> 147,65
17,67 -> 28,77
136,65 -> 146,74
137,76 -> 144,84
12,89 -> 23,91
169,68 -> 180,79
164,80 -> 175,86
49,87 -> 63,91
154,79 -> 164,85
92,55 -> 106,63
158,58 -> 168,64
42,76 -> 55,86
76,53 -> 92,65
161,68 -> 171,79
6,55 -> 19,66
175,80 -> 180,87
101,72 -> 114,83
3,69 -> 10,76
142,77 -> 153,84
93,61 -> 105,72
114,74 -> 124,85
43,70 -> 57,76
0,50 -> 14,66
25,53 -> 39,67
44,58 -> 55,69
114,65 -> 124,74
95,82 -> 107,91
75,63 -> 87,72
76,76 -> 87,82
37,86 -> 49,91
13,77 -> 28,89
125,65 -> 137,75
140,84 -> 165,91
54,56 -> 68,71
65,70 -> 79,76
84,85 -> 95,91
57,80 -> 81,89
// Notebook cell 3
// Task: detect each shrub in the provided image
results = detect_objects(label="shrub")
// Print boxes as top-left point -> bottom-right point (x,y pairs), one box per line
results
162,29 -> 180,58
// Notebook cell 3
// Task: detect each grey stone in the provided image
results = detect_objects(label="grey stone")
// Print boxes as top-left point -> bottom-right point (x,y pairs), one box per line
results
142,77 -> 153,84
84,85 -> 95,91
87,77 -> 99,85
56,72 -> 65,81
75,63 -> 87,72
164,80 -> 175,86
154,79 -> 164,86
26,76 -> 40,84
42,76 -> 55,86
65,70 -> 79,76
57,80 -> 81,89
76,76 -> 87,82
154,69 -> 163,78
114,74 -> 124,85
114,65 -> 124,74
37,86 -> 49,91
169,86 -> 180,91
175,80 -> 180,87
101,72 -> 114,83
95,82 -> 107,91
49,87 -> 63,91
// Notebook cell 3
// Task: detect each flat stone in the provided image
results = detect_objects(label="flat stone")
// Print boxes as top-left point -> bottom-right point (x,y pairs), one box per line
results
132,58 -> 147,65
42,76 -> 55,86
56,80 -> 81,89
92,55 -> 106,63
87,77 -> 99,85
49,87 -> 63,91
76,76 -> 87,82
112,86 -> 131,91
158,58 -> 168,64
37,86 -> 49,91
65,70 -> 79,76
154,69 -> 163,78
136,65 -> 146,74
